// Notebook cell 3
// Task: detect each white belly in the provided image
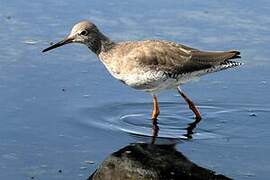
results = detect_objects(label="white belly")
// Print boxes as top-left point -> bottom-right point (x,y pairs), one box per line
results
107,68 -> 201,93
101,57 -> 236,94
118,68 -> 218,93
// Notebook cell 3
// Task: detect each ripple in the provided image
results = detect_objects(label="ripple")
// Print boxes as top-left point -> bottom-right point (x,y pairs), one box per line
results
76,101 -> 270,142
76,101 -> 270,141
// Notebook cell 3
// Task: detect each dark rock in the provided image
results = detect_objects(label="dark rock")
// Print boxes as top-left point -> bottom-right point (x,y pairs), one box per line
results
88,143 -> 231,180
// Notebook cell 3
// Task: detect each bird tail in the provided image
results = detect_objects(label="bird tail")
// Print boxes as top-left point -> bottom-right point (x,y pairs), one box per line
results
208,50 -> 243,72
189,50 -> 243,76
226,50 -> 241,60
219,50 -> 242,68
191,50 -> 242,66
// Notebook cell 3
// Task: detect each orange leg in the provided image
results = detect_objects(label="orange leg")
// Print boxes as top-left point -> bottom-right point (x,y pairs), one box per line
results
177,87 -> 202,120
151,95 -> 160,121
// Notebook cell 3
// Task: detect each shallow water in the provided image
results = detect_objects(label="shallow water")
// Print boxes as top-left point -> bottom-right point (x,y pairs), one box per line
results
0,0 -> 270,179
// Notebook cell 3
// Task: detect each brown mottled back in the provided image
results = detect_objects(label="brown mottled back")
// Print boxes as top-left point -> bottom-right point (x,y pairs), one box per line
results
99,40 -> 240,76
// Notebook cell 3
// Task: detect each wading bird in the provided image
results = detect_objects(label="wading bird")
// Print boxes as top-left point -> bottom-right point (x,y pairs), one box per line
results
43,21 -> 241,122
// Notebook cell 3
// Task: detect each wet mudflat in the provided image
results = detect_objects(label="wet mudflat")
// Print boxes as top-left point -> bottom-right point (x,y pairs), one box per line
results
0,0 -> 269,179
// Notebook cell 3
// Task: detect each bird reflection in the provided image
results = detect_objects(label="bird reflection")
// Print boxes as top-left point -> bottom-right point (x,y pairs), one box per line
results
151,117 -> 201,144
151,119 -> 159,144
89,119 -> 232,180
183,118 -> 201,140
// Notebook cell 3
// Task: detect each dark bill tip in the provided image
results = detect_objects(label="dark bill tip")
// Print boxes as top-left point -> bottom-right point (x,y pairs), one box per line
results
42,37 -> 73,53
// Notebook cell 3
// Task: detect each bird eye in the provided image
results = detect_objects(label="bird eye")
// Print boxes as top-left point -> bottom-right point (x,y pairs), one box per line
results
80,30 -> 88,36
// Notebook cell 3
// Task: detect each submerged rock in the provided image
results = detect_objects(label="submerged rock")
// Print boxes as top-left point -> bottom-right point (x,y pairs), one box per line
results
88,143 -> 231,180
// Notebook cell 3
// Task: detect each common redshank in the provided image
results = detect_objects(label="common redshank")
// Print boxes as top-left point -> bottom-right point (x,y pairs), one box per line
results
43,21 -> 242,121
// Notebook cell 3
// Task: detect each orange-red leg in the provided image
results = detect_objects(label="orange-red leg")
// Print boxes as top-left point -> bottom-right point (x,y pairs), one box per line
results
151,95 -> 160,121
177,87 -> 202,120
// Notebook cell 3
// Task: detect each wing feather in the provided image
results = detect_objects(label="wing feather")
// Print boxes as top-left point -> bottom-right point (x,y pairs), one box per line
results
117,40 -> 241,77
131,41 -> 241,76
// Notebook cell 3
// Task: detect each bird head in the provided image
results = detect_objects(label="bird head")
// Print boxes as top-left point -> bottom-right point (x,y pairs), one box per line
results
42,21 -> 102,53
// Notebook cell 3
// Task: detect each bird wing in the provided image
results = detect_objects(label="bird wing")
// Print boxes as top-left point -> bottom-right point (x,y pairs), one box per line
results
130,40 -> 241,76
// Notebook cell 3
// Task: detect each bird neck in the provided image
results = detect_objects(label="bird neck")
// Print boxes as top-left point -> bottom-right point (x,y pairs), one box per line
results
87,32 -> 115,55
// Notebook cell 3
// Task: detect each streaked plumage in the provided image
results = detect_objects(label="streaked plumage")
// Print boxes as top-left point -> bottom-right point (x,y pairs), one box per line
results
43,21 -> 242,121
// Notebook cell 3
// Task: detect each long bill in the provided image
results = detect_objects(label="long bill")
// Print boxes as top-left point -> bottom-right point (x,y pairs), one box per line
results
42,36 -> 74,53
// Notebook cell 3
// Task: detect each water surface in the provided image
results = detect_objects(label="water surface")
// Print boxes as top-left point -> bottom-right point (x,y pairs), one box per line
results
0,0 -> 270,179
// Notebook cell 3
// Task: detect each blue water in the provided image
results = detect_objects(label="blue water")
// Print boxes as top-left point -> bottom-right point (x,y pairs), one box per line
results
0,0 -> 270,179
